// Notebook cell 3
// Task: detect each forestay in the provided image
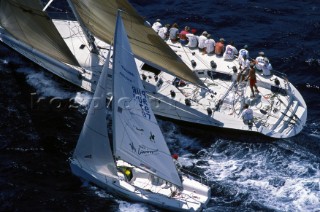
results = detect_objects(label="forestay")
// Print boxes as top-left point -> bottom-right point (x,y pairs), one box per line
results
112,12 -> 182,187
72,50 -> 117,178
0,0 -> 79,66
69,0 -> 204,87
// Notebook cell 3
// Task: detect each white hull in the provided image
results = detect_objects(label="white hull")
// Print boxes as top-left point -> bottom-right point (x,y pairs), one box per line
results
131,55 -> 307,138
70,159 -> 210,211
146,41 -> 307,138
0,19 -> 307,138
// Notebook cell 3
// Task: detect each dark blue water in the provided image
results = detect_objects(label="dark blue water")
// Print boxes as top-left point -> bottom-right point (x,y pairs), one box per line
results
0,0 -> 319,211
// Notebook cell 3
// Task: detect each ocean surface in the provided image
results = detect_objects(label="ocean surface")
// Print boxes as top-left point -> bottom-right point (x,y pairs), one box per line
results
0,0 -> 320,211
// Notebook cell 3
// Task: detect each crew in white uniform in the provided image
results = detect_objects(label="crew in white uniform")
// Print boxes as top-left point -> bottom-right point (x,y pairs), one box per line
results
186,31 -> 198,48
238,54 -> 250,82
261,57 -> 272,76
223,41 -> 238,60
241,104 -> 253,125
198,31 -> 208,52
152,19 -> 162,33
255,51 -> 265,71
204,34 -> 215,54
238,45 -> 249,61
158,24 -> 170,40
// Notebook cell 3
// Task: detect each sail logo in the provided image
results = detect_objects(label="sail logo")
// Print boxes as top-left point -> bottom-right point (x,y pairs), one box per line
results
149,132 -> 155,142
138,145 -> 158,156
129,142 -> 137,153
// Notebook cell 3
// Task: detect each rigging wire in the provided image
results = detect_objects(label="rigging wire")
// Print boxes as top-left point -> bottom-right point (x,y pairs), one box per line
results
255,74 -> 299,125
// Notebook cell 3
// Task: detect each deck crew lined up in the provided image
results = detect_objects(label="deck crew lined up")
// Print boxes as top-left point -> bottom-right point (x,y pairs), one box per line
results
151,19 -> 277,128
151,19 -> 273,78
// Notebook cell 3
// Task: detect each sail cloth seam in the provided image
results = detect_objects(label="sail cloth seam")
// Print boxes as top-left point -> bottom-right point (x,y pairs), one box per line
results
7,1 -> 45,50
8,1 -> 48,18
83,122 -> 108,138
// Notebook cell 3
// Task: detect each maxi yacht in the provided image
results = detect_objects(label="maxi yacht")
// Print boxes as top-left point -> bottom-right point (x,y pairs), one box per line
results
0,0 -> 307,138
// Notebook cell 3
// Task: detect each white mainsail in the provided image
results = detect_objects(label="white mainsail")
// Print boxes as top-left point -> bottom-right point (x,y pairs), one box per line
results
112,12 -> 182,187
72,50 -> 117,178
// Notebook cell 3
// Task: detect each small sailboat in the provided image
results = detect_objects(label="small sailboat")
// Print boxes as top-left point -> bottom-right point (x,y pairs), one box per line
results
70,11 -> 211,211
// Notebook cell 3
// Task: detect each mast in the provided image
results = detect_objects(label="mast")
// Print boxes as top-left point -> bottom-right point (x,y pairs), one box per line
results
111,10 -> 120,155
66,0 -> 99,53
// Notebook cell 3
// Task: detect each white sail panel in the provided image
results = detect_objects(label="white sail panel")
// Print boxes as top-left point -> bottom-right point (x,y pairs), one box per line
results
73,52 -> 117,178
69,0 -> 204,87
112,13 -> 182,187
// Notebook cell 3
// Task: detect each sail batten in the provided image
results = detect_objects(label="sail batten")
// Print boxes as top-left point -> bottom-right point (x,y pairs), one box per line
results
0,0 -> 79,66
70,0 -> 204,87
112,12 -> 182,187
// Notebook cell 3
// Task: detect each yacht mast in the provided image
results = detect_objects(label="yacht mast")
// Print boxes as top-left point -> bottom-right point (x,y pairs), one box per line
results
66,0 -> 99,53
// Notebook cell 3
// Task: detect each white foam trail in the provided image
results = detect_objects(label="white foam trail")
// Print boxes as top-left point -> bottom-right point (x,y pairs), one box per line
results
117,200 -> 150,212
16,68 -> 74,98
73,91 -> 92,107
200,140 -> 320,211
158,120 -> 201,154
305,58 -> 320,66
85,184 -> 114,199
0,58 -> 8,64
16,67 -> 93,110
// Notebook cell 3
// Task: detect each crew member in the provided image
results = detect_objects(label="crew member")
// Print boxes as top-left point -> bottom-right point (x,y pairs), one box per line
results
152,19 -> 162,32
241,104 -> 253,126
179,26 -> 190,45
